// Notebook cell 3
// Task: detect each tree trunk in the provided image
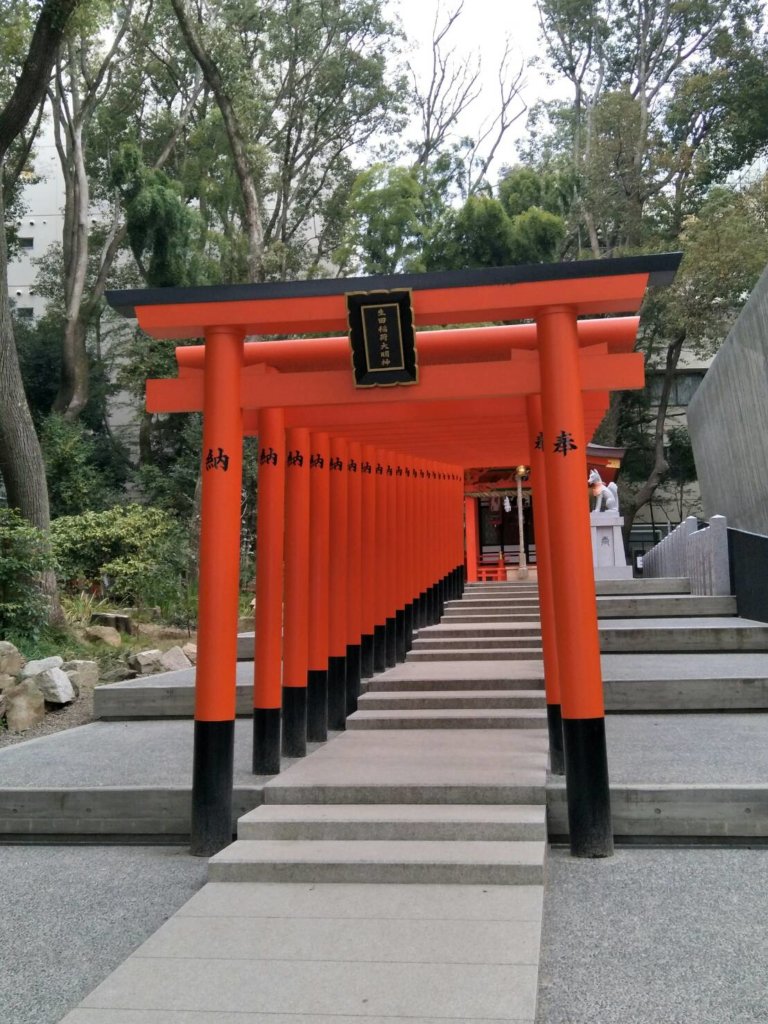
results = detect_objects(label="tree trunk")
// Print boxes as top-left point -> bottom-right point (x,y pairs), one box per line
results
54,118 -> 92,419
621,331 -> 686,543
170,0 -> 265,281
0,196 -> 60,619
0,204 -> 50,530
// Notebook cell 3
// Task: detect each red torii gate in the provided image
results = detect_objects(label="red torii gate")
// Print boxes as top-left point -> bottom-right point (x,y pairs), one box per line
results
107,253 -> 681,859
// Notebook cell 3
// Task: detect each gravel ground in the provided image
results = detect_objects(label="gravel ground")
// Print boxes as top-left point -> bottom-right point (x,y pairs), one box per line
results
0,687 -> 95,750
537,846 -> 768,1024
5,844 -> 768,1024
0,845 -> 208,1024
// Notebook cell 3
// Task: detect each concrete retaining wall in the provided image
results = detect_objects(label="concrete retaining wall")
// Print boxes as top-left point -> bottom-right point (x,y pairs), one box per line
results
687,262 -> 768,535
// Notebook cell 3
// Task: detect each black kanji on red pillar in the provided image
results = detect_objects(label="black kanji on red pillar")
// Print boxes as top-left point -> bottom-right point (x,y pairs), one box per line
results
535,432 -> 544,451
205,447 -> 230,471
287,450 -> 304,467
553,430 -> 578,456
259,446 -> 278,466
310,453 -> 324,469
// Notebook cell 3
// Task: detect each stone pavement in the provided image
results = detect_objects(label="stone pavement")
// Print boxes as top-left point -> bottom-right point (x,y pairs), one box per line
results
60,881 -> 544,1023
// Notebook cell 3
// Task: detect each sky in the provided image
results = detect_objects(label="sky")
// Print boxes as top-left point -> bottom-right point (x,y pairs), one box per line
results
391,0 -> 563,177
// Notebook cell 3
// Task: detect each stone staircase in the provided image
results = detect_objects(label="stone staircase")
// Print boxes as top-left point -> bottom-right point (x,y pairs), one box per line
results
210,580 -> 550,885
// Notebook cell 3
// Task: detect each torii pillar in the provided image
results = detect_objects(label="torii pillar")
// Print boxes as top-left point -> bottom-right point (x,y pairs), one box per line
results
537,306 -> 613,858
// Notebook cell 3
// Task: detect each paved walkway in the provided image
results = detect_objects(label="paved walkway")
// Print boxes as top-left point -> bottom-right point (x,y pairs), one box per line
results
59,583 -> 550,1022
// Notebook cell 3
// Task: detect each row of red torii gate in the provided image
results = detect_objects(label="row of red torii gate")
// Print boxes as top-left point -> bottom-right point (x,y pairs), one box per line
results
107,253 -> 681,858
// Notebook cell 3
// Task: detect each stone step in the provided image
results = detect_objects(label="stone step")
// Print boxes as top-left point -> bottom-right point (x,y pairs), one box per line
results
547,784 -> 768,839
601,652 -> 768,711
237,803 -> 547,841
599,617 -> 768,653
412,636 -> 542,650
447,595 -> 734,618
407,647 -> 544,661
604,676 -> 768,711
369,668 -> 544,691
347,708 -> 548,730
208,839 -> 546,884
595,577 -> 690,595
417,625 -> 541,640
446,599 -> 540,608
466,582 -> 539,588
443,612 -> 542,622
359,690 -> 545,710
262,729 -> 547,806
597,595 -> 737,617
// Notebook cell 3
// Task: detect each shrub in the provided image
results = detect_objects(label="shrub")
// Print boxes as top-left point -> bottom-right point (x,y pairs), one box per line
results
51,504 -> 191,610
0,508 -> 55,640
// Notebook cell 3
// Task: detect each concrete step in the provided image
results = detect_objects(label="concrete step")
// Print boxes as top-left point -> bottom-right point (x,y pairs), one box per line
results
597,595 -> 737,618
547,784 -> 768,839
359,690 -> 545,710
208,838 -> 546,884
238,632 -> 255,660
601,652 -> 768,711
347,708 -> 548,730
237,803 -> 547,841
412,636 -> 542,650
262,730 -> 547,806
443,612 -> 541,622
595,577 -> 690,595
446,599 -> 540,608
418,625 -> 541,639
407,647 -> 544,661
599,617 -> 768,653
452,590 -> 539,598
447,596 -> 734,618
369,663 -> 544,691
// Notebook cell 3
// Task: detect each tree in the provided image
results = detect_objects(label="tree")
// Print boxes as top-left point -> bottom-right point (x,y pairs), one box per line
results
49,0 -> 204,420
531,0 -> 768,536
617,177 -> 768,534
169,0 -> 405,282
409,1 -> 526,198
0,0 -> 82,534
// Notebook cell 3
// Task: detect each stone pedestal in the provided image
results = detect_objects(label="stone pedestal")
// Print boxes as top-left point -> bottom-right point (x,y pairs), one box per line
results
591,512 -> 633,580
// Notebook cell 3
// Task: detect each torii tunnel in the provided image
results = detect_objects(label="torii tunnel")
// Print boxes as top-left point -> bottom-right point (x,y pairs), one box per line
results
107,253 -> 681,859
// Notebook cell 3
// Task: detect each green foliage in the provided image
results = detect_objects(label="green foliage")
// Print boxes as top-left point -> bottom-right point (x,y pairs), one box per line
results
40,414 -> 115,517
110,143 -> 197,287
666,427 -> 697,486
0,507 -> 54,640
51,505 -> 191,610
426,195 -> 565,271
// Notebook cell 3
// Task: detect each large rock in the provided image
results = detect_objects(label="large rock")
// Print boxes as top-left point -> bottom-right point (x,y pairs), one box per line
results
182,642 -> 197,665
128,649 -> 164,674
21,655 -> 63,680
100,663 -> 136,683
32,667 -> 76,705
4,680 -> 45,732
0,673 -> 17,692
85,625 -> 122,648
0,640 -> 24,676
63,660 -> 100,689
159,646 -> 192,672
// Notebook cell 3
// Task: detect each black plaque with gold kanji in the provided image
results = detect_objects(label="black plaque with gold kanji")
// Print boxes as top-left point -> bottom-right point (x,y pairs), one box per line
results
346,289 -> 418,388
